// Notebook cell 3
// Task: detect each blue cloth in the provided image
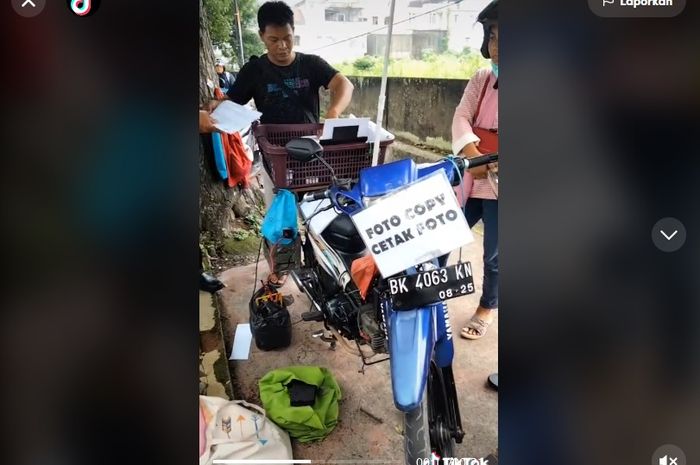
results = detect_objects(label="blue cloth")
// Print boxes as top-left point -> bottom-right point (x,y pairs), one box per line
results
261,190 -> 298,245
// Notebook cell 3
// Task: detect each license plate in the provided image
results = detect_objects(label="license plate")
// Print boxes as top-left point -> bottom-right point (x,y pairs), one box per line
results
387,263 -> 475,311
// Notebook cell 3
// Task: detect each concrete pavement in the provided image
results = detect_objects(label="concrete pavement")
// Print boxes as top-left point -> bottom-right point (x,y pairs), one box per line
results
216,231 -> 498,462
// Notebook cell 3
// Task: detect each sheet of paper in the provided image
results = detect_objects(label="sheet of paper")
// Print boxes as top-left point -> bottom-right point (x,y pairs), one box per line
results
321,117 -> 394,142
367,120 -> 395,142
229,323 -> 253,360
351,170 -> 473,278
321,117 -> 370,140
211,101 -> 262,134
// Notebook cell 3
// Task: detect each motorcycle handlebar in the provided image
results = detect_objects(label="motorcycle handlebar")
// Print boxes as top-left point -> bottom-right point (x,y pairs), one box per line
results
299,154 -> 497,201
462,153 -> 498,169
457,153 -> 498,170
302,189 -> 329,202
447,154 -> 497,186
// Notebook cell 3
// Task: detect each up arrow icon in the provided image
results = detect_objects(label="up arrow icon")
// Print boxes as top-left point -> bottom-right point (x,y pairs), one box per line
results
12,0 -> 45,16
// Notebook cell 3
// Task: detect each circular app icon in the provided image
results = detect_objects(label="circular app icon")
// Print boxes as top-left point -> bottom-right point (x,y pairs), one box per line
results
67,0 -> 100,17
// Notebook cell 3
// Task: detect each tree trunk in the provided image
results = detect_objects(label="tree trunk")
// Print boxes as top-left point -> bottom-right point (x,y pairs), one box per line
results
199,0 -> 263,253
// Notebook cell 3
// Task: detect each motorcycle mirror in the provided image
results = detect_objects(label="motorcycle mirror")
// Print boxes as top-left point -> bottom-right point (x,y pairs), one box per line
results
285,138 -> 323,163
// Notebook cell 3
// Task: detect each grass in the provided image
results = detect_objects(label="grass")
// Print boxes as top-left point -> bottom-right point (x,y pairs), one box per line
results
334,50 -> 489,79
223,235 -> 261,256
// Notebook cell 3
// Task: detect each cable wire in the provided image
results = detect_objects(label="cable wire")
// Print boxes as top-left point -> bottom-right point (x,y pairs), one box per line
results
309,0 -> 465,53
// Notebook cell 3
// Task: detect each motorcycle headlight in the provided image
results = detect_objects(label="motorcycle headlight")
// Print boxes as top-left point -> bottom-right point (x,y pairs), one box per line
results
419,262 -> 438,272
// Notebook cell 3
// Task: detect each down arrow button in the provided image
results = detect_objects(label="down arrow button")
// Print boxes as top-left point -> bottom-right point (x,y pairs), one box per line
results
652,217 -> 686,252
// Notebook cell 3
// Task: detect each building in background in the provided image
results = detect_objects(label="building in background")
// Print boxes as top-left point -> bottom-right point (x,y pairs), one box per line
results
290,0 -> 489,62
405,0 -> 483,53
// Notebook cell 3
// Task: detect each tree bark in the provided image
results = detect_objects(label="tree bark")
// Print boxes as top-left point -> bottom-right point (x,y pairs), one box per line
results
199,0 -> 263,251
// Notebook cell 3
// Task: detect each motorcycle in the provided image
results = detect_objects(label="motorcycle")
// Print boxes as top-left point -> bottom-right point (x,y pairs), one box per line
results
285,137 -> 497,463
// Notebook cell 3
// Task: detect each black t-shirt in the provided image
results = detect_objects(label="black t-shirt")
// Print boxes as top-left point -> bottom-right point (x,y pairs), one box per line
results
227,52 -> 338,124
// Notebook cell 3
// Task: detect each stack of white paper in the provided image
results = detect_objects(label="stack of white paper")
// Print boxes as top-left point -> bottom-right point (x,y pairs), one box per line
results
321,117 -> 370,140
211,101 -> 262,134
320,117 -> 394,142
367,120 -> 395,142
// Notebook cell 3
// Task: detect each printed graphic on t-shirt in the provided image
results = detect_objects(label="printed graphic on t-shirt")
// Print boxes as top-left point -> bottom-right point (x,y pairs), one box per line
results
227,52 -> 338,124
266,78 -> 311,96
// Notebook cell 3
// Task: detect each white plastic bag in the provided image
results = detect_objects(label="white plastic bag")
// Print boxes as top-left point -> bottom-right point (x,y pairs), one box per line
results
199,396 -> 293,465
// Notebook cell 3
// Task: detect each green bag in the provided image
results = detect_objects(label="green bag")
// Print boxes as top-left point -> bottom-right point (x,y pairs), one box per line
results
258,366 -> 342,443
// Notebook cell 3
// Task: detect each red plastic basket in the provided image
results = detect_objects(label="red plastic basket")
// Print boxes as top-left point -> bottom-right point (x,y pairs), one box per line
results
254,123 -> 393,191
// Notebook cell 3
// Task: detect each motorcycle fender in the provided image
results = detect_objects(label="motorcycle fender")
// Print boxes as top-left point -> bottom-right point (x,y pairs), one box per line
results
389,306 -> 435,412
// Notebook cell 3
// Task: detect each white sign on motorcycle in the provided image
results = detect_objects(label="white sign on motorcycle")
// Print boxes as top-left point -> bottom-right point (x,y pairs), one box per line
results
352,170 -> 473,277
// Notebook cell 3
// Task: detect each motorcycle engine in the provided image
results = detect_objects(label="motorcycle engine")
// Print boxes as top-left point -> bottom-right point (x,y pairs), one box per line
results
324,295 -> 362,341
359,303 -> 388,354
322,284 -> 388,354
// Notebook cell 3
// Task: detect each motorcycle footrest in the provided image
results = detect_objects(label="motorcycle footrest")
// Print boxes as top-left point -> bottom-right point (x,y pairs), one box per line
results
301,309 -> 324,322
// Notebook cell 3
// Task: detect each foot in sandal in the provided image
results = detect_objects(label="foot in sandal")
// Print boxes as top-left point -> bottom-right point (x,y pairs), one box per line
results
267,272 -> 288,288
460,306 -> 496,340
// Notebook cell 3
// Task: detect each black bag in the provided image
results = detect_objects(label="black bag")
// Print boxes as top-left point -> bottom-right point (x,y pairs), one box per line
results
286,379 -> 318,407
249,283 -> 292,351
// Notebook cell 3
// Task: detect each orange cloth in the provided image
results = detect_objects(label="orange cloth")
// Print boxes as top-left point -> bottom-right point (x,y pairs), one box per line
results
351,255 -> 379,300
213,87 -> 252,188
222,131 -> 251,188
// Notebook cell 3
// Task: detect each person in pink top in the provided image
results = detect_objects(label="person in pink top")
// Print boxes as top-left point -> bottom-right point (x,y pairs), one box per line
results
451,0 -> 499,342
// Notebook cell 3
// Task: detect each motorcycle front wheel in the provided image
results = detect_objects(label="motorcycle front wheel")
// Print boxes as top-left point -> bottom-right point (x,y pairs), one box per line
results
403,361 -> 456,464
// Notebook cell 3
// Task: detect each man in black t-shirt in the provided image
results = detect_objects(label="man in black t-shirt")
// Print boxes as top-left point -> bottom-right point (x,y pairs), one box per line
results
223,1 -> 354,124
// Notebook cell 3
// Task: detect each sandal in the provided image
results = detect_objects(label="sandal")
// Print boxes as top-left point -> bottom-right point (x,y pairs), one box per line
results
267,272 -> 288,288
460,315 -> 492,340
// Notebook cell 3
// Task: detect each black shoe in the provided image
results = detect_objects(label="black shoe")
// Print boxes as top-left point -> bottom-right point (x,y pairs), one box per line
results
200,272 -> 225,293
487,373 -> 498,390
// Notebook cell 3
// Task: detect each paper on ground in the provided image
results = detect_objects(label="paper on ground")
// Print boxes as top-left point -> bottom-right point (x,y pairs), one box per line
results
211,101 -> 261,134
229,323 -> 253,360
